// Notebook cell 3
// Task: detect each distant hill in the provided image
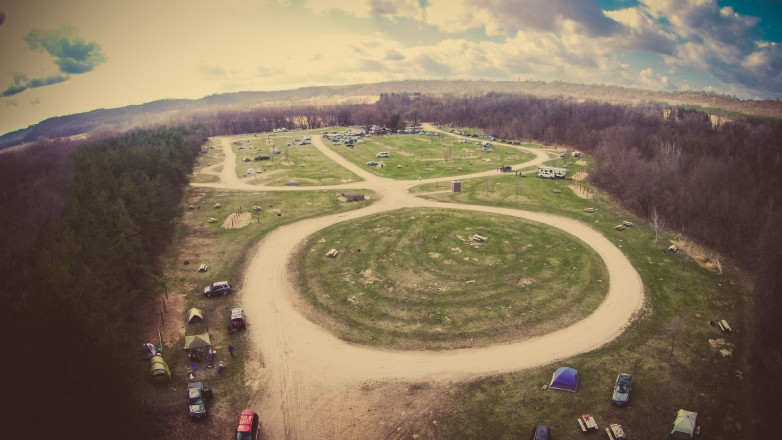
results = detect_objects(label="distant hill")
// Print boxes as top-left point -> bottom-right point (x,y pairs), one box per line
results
2,79 -> 780,149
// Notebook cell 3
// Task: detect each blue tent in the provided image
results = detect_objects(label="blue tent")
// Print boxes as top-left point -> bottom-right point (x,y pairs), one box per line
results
549,367 -> 579,392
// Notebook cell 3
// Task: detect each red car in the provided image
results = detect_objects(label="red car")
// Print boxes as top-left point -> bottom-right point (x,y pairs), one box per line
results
236,410 -> 259,440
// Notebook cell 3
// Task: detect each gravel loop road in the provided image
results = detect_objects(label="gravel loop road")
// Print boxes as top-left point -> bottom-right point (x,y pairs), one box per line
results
192,129 -> 644,439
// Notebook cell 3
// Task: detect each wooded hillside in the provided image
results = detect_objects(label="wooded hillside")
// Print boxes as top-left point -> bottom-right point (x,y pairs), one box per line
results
1,125 -> 208,438
3,79 -> 781,148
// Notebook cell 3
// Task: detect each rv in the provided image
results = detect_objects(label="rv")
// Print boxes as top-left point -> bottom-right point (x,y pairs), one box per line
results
537,166 -> 568,179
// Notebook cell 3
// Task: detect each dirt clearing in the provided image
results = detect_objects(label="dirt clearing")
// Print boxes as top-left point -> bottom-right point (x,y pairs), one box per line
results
222,212 -> 254,229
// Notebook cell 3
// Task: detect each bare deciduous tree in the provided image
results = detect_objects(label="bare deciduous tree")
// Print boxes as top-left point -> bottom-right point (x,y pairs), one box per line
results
651,207 -> 665,243
443,147 -> 452,162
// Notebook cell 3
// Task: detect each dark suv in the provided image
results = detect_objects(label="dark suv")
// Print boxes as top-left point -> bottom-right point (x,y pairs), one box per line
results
203,281 -> 231,297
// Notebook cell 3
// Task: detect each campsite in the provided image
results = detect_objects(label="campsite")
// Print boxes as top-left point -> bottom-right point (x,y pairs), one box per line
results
123,126 -> 749,439
5,84 -> 777,439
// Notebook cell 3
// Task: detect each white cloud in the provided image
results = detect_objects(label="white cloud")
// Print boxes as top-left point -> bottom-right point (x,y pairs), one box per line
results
604,7 -> 677,55
302,0 -> 424,19
637,67 -> 670,89
639,0 -> 781,96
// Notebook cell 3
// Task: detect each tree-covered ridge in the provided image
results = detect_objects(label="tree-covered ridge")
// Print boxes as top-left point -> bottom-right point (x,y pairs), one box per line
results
5,124 -> 207,439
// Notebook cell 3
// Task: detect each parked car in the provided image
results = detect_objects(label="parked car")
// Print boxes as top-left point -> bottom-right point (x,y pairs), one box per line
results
230,307 -> 247,332
187,382 -> 207,417
203,281 -> 231,297
254,155 -> 270,161
366,161 -> 378,166
499,165 -> 512,172
376,152 -> 390,158
531,426 -> 550,440
612,373 -> 632,405
235,410 -> 260,440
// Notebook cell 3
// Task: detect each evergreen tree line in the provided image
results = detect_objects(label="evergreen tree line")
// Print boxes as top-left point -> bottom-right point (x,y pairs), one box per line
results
2,125 -> 207,438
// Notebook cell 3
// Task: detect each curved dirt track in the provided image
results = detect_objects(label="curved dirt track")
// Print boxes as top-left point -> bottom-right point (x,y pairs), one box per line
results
192,130 -> 644,439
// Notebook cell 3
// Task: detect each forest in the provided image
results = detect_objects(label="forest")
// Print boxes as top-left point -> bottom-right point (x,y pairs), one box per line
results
1,92 -> 780,437
1,125 -> 208,438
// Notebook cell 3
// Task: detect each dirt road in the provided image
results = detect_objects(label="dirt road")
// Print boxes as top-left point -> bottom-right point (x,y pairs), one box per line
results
192,131 -> 644,439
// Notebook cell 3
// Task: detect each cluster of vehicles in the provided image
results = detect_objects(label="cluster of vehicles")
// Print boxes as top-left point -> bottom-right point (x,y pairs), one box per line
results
448,128 -> 520,144
189,279 -> 257,437
323,129 -> 365,147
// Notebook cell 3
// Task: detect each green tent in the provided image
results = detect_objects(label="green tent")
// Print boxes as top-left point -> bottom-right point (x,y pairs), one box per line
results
187,308 -> 205,324
185,333 -> 211,350
149,355 -> 171,383
666,409 -> 697,439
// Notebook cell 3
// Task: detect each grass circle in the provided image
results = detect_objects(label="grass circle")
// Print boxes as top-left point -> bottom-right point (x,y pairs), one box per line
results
292,208 -> 609,350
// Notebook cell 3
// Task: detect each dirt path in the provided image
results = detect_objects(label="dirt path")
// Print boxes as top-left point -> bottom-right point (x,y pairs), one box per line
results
192,130 -> 644,439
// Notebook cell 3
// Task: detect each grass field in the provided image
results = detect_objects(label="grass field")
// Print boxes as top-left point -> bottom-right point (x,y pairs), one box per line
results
293,208 -> 608,350
190,139 -> 225,183
416,169 -> 750,439
230,130 -> 362,185
325,131 -> 538,179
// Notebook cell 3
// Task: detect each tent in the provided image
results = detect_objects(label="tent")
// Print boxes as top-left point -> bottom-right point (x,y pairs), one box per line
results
187,308 -> 205,324
185,333 -> 211,350
142,342 -> 157,359
549,367 -> 579,392
666,409 -> 698,439
149,355 -> 171,383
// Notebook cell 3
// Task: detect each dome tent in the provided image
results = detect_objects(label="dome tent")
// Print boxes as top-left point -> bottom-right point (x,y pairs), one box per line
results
187,308 -> 204,324
666,409 -> 697,439
549,366 -> 579,392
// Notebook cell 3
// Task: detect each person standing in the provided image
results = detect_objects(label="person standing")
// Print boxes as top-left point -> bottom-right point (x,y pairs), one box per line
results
228,344 -> 234,357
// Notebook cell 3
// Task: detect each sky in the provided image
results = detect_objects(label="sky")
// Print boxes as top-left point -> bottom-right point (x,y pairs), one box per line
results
1,0 -> 780,135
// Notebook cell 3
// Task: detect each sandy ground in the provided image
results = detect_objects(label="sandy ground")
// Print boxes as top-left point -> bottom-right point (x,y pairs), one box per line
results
191,126 -> 645,439
221,212 -> 253,229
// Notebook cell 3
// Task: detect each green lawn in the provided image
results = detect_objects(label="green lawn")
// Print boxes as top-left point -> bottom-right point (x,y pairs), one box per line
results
230,131 -> 361,185
293,208 -> 608,350
325,132 -> 538,179
419,163 -> 750,439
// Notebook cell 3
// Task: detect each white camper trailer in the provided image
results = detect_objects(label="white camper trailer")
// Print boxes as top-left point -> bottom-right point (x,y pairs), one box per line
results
537,166 -> 567,179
